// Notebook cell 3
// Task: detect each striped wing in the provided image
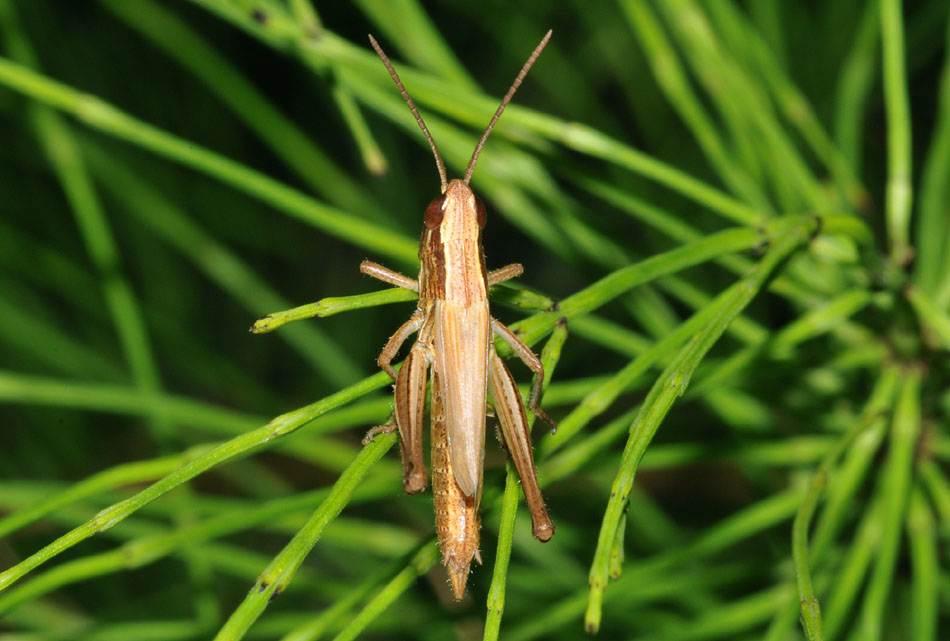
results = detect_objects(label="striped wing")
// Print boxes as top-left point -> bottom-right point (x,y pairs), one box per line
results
432,299 -> 490,497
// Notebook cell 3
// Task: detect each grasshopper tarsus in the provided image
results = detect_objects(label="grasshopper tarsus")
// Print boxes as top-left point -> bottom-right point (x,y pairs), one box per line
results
361,417 -> 395,445
533,518 -> 555,542
530,404 -> 558,435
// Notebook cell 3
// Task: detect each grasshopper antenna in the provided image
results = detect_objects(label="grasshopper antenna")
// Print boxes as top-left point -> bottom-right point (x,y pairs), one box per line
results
463,29 -> 552,185
369,34 -> 448,193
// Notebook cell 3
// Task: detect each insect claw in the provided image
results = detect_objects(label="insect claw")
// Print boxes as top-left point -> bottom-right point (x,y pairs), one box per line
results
531,406 -> 557,434
533,518 -> 555,542
362,415 -> 396,445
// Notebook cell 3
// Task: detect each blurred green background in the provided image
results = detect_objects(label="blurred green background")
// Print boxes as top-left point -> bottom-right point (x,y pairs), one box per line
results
0,1 -> 948,640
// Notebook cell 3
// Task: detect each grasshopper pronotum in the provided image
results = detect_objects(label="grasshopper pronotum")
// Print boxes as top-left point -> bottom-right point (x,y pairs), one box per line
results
360,31 -> 556,599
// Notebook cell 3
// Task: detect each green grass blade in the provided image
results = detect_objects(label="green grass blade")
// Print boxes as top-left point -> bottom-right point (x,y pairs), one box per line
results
906,285 -> 950,351
858,367 -> 922,640
508,490 -> 803,641
656,0 -> 828,213
29,109 -> 166,403
213,432 -> 397,641
482,460 -> 524,641
880,0 -> 914,264
792,470 -> 826,641
788,365 -> 899,640
277,551 -> 413,641
919,460 -> 950,530
99,0 -> 391,224
328,540 -> 440,641
915,12 -> 950,298
822,505 -> 884,638
353,0 -> 478,91
0,370 -> 263,430
483,321 -> 568,641
0,55 -> 418,263
508,224 -> 766,352
0,0 -> 169,437
834,0 -> 880,176
85,144 -> 364,385
703,0 -> 868,210
0,370 -> 392,592
620,0 -> 772,211
906,485 -> 938,641
584,216 -> 817,632
0,487 -> 353,615
0,453 -> 187,539
0,290 -> 123,381
286,1 -> 389,175
251,288 -> 417,333
181,7 -> 765,225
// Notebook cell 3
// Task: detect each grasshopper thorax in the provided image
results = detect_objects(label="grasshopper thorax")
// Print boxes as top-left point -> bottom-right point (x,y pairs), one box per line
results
419,180 -> 489,304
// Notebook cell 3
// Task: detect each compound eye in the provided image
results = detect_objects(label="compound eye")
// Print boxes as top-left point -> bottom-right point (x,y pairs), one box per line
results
474,195 -> 487,228
424,194 -> 447,229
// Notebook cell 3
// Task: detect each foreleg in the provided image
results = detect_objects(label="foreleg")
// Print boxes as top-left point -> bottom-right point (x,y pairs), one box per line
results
361,260 -> 418,291
487,263 -> 523,287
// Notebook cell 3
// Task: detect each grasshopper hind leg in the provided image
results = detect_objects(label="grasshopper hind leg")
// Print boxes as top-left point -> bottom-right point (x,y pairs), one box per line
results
367,307 -> 430,494
390,346 -> 429,493
488,350 -> 554,541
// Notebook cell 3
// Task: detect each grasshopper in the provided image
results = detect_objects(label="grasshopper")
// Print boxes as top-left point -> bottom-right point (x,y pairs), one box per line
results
360,31 -> 556,599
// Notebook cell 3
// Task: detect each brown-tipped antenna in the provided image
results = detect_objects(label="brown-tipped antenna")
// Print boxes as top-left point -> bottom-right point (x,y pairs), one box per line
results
463,29 -> 552,184
369,34 -> 448,192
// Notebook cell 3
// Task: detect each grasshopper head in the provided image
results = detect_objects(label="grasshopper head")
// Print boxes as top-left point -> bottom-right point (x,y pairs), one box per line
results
423,179 -> 487,238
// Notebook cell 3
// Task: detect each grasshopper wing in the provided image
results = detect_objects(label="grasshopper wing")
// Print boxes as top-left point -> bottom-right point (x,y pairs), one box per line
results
432,300 -> 490,497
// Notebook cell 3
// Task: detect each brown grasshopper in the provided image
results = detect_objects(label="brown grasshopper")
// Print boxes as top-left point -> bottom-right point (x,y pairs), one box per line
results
360,31 -> 556,599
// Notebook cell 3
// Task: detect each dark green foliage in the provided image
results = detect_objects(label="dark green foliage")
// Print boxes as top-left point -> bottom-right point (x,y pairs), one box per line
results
0,1 -> 947,640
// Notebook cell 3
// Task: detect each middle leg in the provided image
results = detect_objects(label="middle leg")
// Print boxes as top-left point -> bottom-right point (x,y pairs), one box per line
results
364,343 -> 429,494
376,310 -> 424,380
491,317 -> 556,430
